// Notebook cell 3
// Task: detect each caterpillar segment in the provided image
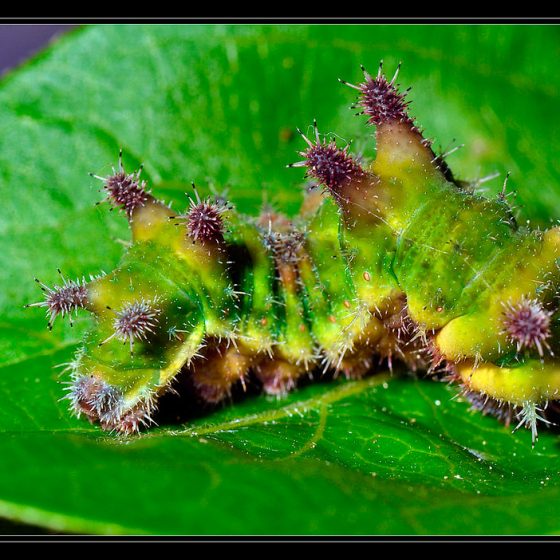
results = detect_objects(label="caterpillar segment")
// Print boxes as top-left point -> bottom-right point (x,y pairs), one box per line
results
29,62 -> 560,443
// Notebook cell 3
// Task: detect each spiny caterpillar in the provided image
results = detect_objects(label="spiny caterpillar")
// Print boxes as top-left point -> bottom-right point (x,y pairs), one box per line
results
28,62 -> 560,443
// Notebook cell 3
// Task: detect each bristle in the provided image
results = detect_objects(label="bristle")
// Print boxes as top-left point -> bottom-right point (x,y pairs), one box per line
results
292,123 -> 365,193
513,400 -> 552,445
349,64 -> 413,127
461,387 -> 515,427
501,296 -> 553,357
421,337 -> 448,375
28,274 -> 88,327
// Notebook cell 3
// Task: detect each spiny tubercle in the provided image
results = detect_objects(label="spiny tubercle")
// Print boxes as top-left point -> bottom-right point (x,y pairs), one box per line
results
91,150 -> 150,217
501,297 -> 553,357
68,374 -> 156,434
175,185 -> 227,245
101,299 -> 161,353
290,122 -> 365,194
68,374 -> 122,423
262,228 -> 305,266
27,273 -> 88,328
342,62 -> 413,127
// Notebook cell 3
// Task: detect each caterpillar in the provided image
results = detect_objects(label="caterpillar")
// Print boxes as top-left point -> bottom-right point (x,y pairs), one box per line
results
28,62 -> 560,443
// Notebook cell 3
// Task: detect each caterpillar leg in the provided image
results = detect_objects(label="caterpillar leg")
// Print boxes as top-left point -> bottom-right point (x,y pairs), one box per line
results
190,339 -> 254,404
456,359 -> 560,442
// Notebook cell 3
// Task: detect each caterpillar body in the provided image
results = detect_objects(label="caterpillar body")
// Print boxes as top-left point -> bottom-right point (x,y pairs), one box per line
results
29,63 -> 560,442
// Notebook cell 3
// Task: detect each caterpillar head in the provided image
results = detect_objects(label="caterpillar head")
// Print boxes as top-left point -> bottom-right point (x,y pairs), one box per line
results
32,155 -> 244,435
27,271 -> 89,329
33,186 -> 231,434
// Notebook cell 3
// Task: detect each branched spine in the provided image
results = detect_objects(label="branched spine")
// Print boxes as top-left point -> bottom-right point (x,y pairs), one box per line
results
289,121 -> 366,195
501,296 -> 553,357
341,62 -> 413,127
91,149 -> 150,217
27,270 -> 88,328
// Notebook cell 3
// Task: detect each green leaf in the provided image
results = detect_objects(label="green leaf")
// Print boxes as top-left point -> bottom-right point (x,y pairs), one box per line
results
3,24 -> 560,535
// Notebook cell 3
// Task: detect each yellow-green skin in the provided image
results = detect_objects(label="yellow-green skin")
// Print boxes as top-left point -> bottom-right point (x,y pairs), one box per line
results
74,118 -> 560,428
372,122 -> 560,407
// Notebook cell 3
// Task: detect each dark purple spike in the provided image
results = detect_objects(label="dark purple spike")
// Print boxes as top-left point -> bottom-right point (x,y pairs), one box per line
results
501,297 -> 553,357
91,150 -> 150,217
102,298 -> 160,354
289,122 -> 365,193
344,63 -> 413,127
186,200 -> 225,243
175,183 -> 226,244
